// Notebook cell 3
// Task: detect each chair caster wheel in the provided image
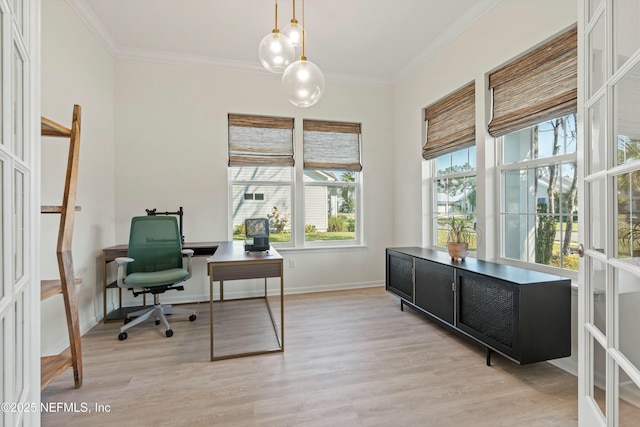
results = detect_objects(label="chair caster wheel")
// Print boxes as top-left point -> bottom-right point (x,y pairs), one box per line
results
118,332 -> 128,341
189,314 -> 197,321
165,329 -> 174,337
124,318 -> 132,324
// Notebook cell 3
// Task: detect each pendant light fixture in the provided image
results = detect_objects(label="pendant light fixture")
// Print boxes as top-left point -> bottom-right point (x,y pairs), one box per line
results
282,0 -> 303,56
258,0 -> 295,74
281,0 -> 324,107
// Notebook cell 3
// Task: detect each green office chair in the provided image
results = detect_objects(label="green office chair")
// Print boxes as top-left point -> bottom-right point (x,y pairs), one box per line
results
115,216 -> 196,340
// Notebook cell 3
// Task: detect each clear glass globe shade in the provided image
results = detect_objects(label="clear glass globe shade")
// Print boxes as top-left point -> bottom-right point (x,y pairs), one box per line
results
281,59 -> 324,107
258,32 -> 295,73
282,22 -> 304,55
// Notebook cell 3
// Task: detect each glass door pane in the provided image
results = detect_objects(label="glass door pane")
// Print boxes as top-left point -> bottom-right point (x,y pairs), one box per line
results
589,12 -> 606,98
13,294 -> 23,399
12,0 -> 23,36
615,62 -> 640,166
13,169 -> 23,283
590,257 -> 607,336
616,266 -> 640,368
588,0 -> 601,21
0,158 -> 3,301
592,335 -> 607,418
588,179 -> 607,254
616,172 -> 640,259
614,0 -> 640,71
618,365 -> 640,426
12,43 -> 24,161
0,14 -> 3,147
588,96 -> 607,174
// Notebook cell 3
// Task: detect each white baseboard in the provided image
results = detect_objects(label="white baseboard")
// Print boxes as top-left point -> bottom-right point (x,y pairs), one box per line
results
549,357 -> 578,378
44,315 -> 101,357
117,280 -> 385,307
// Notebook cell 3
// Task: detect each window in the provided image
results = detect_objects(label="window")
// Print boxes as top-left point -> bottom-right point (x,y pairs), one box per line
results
424,82 -> 477,250
499,114 -> 578,270
490,26 -> 578,272
433,147 -> 477,250
243,193 -> 264,201
303,120 -> 362,244
228,114 -> 294,244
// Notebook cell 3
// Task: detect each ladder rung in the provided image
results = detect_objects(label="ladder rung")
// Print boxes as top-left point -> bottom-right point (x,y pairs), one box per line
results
41,205 -> 81,214
41,278 -> 82,301
41,351 -> 73,390
41,117 -> 71,137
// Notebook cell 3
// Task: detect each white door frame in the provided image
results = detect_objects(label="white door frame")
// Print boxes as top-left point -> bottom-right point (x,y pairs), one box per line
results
0,0 -> 40,426
578,0 -> 640,426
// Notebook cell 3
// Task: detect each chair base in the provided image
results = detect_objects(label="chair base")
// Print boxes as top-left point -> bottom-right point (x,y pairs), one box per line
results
118,295 -> 196,340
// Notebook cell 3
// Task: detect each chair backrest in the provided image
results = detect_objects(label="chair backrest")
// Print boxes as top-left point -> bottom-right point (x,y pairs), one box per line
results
127,216 -> 183,275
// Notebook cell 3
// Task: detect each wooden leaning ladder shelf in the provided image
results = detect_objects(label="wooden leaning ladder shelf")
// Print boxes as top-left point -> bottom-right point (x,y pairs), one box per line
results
40,105 -> 83,390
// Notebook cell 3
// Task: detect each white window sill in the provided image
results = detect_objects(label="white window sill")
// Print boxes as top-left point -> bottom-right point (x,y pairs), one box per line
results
276,244 -> 368,254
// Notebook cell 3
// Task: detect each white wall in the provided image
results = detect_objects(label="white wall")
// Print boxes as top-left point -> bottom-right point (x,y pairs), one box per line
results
112,58 -> 394,305
40,0 -> 116,355
393,0 -> 577,247
392,0 -> 578,373
40,0 -> 580,374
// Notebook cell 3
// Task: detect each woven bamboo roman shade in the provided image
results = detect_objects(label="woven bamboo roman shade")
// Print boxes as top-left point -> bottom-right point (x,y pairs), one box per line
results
228,113 -> 295,167
423,82 -> 475,160
488,26 -> 577,137
303,120 -> 362,171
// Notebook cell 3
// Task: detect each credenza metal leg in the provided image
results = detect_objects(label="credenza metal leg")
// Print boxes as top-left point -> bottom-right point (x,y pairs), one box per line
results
486,347 -> 493,366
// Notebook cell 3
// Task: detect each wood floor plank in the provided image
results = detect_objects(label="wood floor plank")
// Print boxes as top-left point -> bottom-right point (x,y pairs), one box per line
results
41,287 -> 581,426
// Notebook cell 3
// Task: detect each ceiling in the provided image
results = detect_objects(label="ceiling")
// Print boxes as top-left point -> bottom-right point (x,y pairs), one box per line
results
70,0 -> 499,87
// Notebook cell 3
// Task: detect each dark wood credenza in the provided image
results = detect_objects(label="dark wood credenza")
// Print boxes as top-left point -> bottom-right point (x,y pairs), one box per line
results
386,247 -> 571,365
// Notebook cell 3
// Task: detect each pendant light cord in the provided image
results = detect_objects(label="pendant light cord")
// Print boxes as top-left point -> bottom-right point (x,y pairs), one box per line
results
301,0 -> 306,59
274,0 -> 279,31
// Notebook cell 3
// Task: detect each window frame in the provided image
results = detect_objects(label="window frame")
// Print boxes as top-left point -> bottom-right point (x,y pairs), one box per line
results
496,115 -> 578,277
227,115 -> 366,250
430,147 -> 477,252
302,119 -> 363,247
226,113 -> 296,247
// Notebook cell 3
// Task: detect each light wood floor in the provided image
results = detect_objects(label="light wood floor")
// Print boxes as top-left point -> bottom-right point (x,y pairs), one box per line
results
42,287 -> 578,426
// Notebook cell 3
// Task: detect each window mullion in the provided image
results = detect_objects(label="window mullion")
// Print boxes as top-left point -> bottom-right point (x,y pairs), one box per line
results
499,152 -> 576,172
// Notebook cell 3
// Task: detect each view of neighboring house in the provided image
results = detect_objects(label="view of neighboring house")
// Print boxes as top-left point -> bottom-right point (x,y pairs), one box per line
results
231,168 -> 339,233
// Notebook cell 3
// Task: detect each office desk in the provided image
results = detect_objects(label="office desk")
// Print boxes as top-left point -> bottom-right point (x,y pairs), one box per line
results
207,241 -> 284,361
102,241 -> 222,322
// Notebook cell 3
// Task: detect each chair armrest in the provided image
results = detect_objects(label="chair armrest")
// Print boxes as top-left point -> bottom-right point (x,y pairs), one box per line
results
115,257 -> 134,288
182,250 -> 194,280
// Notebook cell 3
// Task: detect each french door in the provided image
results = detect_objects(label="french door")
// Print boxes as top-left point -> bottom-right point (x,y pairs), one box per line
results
579,0 -> 640,425
0,1 -> 40,426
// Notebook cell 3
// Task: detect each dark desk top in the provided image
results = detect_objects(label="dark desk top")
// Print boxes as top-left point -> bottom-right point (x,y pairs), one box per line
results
208,241 -> 282,264
103,241 -> 224,262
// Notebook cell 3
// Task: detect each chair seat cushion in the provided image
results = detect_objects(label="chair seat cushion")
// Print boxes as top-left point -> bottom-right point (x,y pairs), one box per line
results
124,268 -> 190,288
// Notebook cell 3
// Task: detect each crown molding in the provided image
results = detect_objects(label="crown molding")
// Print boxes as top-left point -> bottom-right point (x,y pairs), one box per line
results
65,0 -> 393,88
115,47 -> 393,88
66,0 -> 490,90
65,0 -> 119,55
117,46 -> 267,73
391,0 -> 501,85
